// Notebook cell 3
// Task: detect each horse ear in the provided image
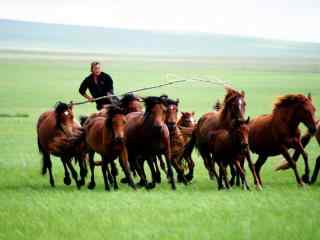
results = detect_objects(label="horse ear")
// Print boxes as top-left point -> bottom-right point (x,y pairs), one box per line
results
176,98 -> 180,105
307,93 -> 312,101
240,90 -> 245,97
245,117 -> 250,124
192,111 -> 195,116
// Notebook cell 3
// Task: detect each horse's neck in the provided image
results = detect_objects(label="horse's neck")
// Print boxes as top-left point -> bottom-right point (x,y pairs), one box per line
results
219,108 -> 233,129
102,125 -> 113,146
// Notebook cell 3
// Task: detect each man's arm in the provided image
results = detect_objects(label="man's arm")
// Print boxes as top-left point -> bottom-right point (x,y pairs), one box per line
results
79,79 -> 94,101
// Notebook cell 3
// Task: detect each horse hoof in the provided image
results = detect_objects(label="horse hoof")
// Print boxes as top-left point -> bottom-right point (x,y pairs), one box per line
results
155,173 -> 161,183
79,179 -> 85,186
76,182 -> 81,190
302,174 -> 310,184
64,177 -> 71,186
87,182 -> 96,190
120,178 -> 129,184
185,173 -> 193,182
146,182 -> 156,190
50,180 -> 55,187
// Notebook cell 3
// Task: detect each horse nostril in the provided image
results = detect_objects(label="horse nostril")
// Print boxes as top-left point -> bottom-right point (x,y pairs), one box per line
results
167,123 -> 176,130
115,137 -> 124,144
310,126 -> 317,134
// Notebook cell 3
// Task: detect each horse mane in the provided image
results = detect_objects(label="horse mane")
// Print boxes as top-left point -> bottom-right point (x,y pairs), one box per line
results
105,104 -> 125,128
143,95 -> 169,115
54,101 -> 70,130
120,93 -> 140,107
273,94 -> 308,111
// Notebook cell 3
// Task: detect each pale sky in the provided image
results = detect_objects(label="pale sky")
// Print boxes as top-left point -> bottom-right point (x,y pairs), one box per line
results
1,0 -> 320,43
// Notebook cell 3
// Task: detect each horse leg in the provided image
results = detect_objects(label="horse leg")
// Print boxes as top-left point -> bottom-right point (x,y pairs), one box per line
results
235,160 -> 249,191
78,155 -> 87,186
119,147 -> 136,190
254,155 -> 267,187
185,155 -> 195,182
135,159 -> 149,188
217,163 -> 224,190
101,160 -> 110,191
171,154 -> 187,185
154,156 -> 162,183
45,153 -> 55,187
110,161 -> 118,190
280,145 -> 304,187
106,162 -> 114,185
65,159 -> 81,189
311,155 -> 320,184
200,150 -> 218,180
294,141 -> 310,183
163,135 -> 176,190
146,157 -> 157,189
87,151 -> 96,190
229,163 -> 237,187
245,151 -> 262,190
158,154 -> 167,175
61,159 -> 71,186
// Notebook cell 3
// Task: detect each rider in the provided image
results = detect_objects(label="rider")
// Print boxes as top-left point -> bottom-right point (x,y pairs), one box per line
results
79,61 -> 114,110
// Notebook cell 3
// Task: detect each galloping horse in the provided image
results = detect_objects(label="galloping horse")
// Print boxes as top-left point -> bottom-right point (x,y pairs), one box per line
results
249,94 -> 317,186
125,95 -> 178,190
37,102 -> 86,188
208,117 -> 259,190
120,93 -> 143,114
81,105 -> 135,191
165,100 -> 195,182
181,88 -> 247,181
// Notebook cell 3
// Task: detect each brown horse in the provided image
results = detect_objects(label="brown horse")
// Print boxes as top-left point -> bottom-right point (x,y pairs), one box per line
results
37,102 -> 86,188
208,117 -> 259,190
249,94 -> 317,187
120,93 -> 143,114
165,100 -> 195,182
181,88 -> 247,181
81,105 -> 135,191
125,95 -> 178,190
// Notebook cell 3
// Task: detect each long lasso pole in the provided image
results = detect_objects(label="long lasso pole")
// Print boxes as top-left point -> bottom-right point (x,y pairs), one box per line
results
71,79 -> 187,106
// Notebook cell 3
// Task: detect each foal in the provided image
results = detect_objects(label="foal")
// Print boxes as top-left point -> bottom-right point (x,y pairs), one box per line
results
208,118 -> 259,190
37,102 -> 86,188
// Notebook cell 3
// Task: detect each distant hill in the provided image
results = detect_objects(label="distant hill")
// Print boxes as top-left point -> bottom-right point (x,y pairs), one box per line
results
1,19 -> 320,57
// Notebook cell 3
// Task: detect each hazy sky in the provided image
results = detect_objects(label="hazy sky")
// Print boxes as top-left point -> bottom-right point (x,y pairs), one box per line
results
1,0 -> 320,42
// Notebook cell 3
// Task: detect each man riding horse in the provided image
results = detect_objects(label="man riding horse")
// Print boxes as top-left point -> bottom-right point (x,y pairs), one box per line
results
79,61 -> 114,110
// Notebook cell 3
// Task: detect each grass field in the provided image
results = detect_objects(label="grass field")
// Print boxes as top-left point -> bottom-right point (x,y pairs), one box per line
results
0,50 -> 320,240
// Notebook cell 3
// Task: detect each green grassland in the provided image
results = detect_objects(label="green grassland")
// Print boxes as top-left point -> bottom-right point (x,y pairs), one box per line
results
0,50 -> 320,240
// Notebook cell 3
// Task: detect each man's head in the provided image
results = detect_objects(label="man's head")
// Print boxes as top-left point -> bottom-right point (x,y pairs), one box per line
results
90,61 -> 102,76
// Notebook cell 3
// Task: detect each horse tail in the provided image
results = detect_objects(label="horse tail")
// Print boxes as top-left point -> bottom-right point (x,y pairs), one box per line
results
38,137 -> 49,175
79,115 -> 89,126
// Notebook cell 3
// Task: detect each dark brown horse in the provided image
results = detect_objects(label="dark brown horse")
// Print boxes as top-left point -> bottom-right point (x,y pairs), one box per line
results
120,93 -> 143,114
181,88 -> 247,181
37,102 -> 86,188
249,94 -> 317,187
208,117 -> 259,190
81,105 -> 135,191
125,95 -> 178,190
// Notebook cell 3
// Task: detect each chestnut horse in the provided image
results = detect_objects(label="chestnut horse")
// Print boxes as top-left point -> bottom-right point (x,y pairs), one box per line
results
125,95 -> 177,190
37,102 -> 86,188
181,88 -> 246,181
208,117 -> 259,190
249,94 -> 317,187
120,93 -> 143,114
81,105 -> 135,191
165,100 -> 195,182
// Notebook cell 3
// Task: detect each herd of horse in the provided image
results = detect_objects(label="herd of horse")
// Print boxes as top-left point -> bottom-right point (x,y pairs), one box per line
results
36,88 -> 320,191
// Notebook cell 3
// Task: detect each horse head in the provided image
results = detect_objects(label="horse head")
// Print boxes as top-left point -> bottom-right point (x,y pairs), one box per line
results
54,101 -> 74,132
106,105 -> 127,144
223,87 -> 246,121
142,95 -> 169,132
180,111 -> 196,128
230,117 -> 250,152
165,98 -> 179,132
120,93 -> 143,114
